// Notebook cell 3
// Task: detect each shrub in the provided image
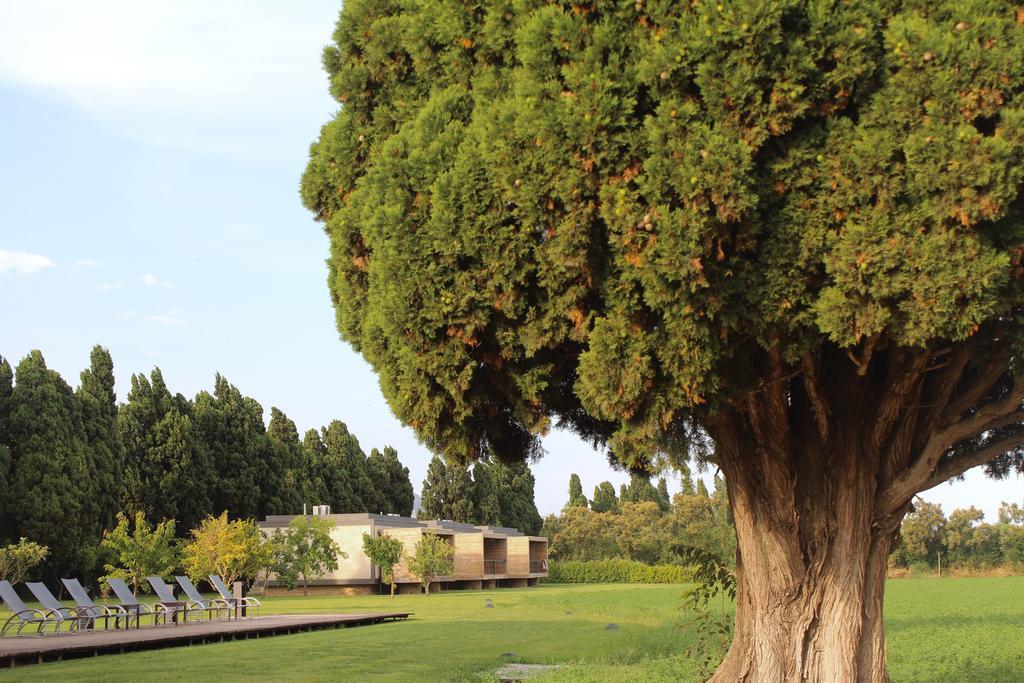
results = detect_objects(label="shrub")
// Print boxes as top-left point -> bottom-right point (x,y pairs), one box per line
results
544,559 -> 694,584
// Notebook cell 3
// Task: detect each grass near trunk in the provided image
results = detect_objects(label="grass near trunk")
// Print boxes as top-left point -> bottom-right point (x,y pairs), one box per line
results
0,578 -> 1020,681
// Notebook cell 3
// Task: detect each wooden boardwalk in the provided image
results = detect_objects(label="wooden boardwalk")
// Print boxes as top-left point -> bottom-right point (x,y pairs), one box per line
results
1,612 -> 412,668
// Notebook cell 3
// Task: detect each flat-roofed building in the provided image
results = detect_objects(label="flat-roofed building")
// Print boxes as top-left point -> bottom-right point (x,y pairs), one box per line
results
257,512 -> 547,595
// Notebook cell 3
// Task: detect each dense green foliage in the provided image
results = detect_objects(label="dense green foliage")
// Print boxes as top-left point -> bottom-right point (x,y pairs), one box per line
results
362,532 -> 405,595
0,580 -> 1020,682
590,480 -> 619,513
545,473 -> 734,566
7,350 -> 95,581
368,446 -> 416,516
546,558 -> 694,584
0,346 -> 415,583
0,539 -> 49,585
404,531 -> 455,594
271,516 -> 344,596
180,512 -> 265,588
302,0 -> 1024,470
567,473 -> 588,508
419,454 -> 543,534
101,511 -> 178,596
893,498 -> 1024,570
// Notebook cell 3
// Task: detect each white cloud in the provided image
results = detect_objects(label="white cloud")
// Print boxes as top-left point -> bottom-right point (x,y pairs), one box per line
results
0,249 -> 55,275
147,311 -> 185,326
0,2 -> 339,157
142,273 -> 171,288
95,280 -> 125,291
70,258 -> 100,272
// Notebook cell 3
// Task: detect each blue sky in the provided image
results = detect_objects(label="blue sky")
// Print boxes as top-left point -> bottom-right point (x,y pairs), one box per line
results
0,1 -> 1019,519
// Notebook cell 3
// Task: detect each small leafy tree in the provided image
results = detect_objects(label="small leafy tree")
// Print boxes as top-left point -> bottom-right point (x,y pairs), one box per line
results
362,532 -> 404,596
101,511 -> 177,595
404,533 -> 453,596
181,511 -> 265,589
0,539 -> 49,584
273,516 -> 343,596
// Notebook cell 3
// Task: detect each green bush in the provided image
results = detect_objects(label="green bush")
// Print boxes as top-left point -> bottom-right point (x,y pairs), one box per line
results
544,559 -> 694,584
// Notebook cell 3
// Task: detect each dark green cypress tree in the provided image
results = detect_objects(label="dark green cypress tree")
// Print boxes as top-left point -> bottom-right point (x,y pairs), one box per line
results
471,461 -> 501,525
319,420 -> 363,512
9,351 -> 93,579
419,455 -> 449,520
620,473 -> 661,506
302,428 -> 329,507
448,464 -> 475,523
696,479 -> 710,500
492,461 -> 542,535
567,473 -> 588,508
591,481 -> 619,513
679,463 -> 696,496
368,446 -> 415,516
193,375 -> 263,519
266,407 -> 307,515
0,356 -> 13,542
77,345 -> 122,532
119,368 -> 211,532
656,478 -> 671,512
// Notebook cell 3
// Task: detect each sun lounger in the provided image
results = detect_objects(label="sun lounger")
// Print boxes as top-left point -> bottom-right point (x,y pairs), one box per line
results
147,576 -> 205,623
209,575 -> 261,618
0,580 -> 54,637
106,577 -> 166,626
25,582 -> 92,633
61,578 -> 130,629
174,576 -> 231,620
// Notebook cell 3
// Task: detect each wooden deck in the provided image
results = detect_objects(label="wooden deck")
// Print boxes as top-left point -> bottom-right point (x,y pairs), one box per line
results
1,612 -> 412,668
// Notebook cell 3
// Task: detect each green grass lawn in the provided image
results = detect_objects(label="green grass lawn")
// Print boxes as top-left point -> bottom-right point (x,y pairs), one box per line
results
1,578 -> 1021,681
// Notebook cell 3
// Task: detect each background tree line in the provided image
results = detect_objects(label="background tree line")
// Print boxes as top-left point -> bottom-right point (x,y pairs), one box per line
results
0,346 -> 415,582
542,468 -> 736,567
892,500 -> 1024,573
418,455 -> 543,535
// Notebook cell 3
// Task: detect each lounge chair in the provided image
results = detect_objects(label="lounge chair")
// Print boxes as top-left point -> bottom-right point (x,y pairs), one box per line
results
146,576 -> 205,623
174,576 -> 231,620
62,578 -> 130,629
209,575 -> 261,618
0,580 -> 54,636
106,577 -> 166,626
25,582 -> 91,633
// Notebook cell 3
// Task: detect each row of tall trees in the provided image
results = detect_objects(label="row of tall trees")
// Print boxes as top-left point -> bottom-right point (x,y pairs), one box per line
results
568,472 -> 674,513
544,471 -> 735,566
0,346 -> 414,581
418,455 -> 543,535
893,500 -> 1024,571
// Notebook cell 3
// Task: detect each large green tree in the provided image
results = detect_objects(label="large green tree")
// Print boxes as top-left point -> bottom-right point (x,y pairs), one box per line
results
567,473 -> 588,508
193,374 -> 266,520
302,2 -> 1024,678
0,357 -> 13,542
8,351 -> 94,580
119,369 -> 212,532
368,446 -> 416,516
266,407 -> 308,515
77,345 -> 123,534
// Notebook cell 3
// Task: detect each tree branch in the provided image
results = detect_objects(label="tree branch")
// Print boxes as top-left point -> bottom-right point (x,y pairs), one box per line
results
879,379 -> 1024,512
919,432 -> 1024,493
801,353 -> 829,443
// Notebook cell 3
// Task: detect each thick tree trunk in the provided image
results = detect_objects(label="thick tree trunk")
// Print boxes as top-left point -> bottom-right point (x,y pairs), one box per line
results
708,374 -> 905,682
710,484 -> 895,682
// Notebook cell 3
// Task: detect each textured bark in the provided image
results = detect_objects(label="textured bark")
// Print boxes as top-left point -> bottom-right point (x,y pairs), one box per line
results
709,440 -> 898,682
703,339 -> 1024,681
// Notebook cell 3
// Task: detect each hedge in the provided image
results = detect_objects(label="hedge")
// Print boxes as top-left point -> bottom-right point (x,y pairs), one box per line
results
543,559 -> 695,584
